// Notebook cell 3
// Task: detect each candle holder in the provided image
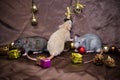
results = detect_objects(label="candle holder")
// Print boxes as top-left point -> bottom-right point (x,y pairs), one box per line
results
64,7 -> 72,21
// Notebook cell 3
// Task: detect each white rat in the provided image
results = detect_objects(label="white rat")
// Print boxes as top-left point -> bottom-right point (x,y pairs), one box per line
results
47,20 -> 73,59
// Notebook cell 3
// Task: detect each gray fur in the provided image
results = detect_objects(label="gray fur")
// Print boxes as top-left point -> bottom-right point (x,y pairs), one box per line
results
13,36 -> 47,55
74,34 -> 102,53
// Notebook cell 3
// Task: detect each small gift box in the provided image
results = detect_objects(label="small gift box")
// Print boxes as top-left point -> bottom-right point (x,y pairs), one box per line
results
72,53 -> 83,64
8,49 -> 21,59
37,56 -> 51,68
40,58 -> 51,68
36,56 -> 45,65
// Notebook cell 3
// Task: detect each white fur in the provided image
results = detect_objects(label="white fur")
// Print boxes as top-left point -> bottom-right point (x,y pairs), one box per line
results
47,20 -> 72,57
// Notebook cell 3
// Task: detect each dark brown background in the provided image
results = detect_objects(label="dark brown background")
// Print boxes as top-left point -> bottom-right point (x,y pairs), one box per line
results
0,1 -> 120,80
0,0 -> 120,47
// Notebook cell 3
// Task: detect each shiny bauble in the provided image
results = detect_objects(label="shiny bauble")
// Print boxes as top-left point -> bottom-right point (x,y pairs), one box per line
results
64,41 -> 74,50
103,46 -> 109,53
74,3 -> 81,14
31,14 -> 38,26
32,3 -> 38,13
9,42 -> 17,50
70,42 -> 75,49
78,46 -> 86,54
73,2 -> 85,14
108,45 -> 119,54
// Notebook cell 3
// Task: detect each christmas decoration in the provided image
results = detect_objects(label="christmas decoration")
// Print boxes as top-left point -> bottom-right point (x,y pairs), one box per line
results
31,0 -> 38,26
32,2 -> 38,13
31,13 -> 38,25
78,46 -> 86,54
72,53 -> 82,64
8,49 -> 21,59
64,41 -> 74,51
36,56 -> 46,65
0,43 -> 16,55
73,0 -> 85,14
93,52 -> 104,65
103,45 -> 109,53
26,54 -> 51,68
104,55 -> 116,68
70,42 -> 75,49
108,45 -> 119,54
64,7 -> 72,21
40,58 -> 51,68
0,45 -> 9,55
9,42 -> 16,49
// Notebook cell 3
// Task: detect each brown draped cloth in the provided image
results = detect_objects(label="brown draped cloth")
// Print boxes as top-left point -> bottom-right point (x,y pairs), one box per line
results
0,1 -> 120,80
0,0 -> 120,47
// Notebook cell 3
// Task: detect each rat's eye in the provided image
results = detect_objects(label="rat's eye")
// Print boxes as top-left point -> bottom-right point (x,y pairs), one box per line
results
18,41 -> 21,43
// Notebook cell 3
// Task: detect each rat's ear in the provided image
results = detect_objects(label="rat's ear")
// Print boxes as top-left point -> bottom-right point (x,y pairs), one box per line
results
81,38 -> 85,42
74,35 -> 78,40
75,34 -> 80,37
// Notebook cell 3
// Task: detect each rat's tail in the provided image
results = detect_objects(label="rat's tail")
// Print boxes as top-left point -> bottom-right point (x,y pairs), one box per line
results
48,55 -> 54,60
26,53 -> 37,61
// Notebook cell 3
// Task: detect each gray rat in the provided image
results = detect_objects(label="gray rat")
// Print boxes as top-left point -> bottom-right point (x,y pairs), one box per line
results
74,33 -> 102,53
13,36 -> 47,56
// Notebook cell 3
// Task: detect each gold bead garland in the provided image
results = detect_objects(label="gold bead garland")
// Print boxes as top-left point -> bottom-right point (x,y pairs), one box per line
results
31,0 -> 38,26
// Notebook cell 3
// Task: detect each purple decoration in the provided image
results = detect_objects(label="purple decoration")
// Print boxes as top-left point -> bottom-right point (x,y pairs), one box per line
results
40,58 -> 51,68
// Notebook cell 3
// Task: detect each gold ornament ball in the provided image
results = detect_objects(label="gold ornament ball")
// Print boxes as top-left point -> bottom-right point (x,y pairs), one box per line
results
32,3 -> 38,13
103,46 -> 109,53
109,45 -> 119,54
70,42 -> 74,49
31,15 -> 38,25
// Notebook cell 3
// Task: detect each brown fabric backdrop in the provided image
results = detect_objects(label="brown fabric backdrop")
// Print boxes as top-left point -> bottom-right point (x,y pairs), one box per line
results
0,0 -> 120,47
